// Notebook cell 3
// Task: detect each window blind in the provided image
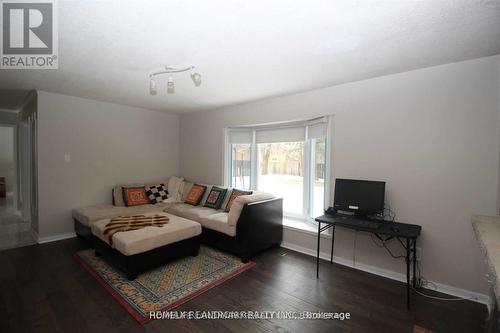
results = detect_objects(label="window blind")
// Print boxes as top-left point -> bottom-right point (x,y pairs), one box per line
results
228,116 -> 329,143
228,130 -> 253,144
255,126 -> 305,143
307,118 -> 328,139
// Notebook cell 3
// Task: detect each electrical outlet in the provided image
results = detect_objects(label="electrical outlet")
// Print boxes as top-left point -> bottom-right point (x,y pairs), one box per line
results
416,247 -> 422,261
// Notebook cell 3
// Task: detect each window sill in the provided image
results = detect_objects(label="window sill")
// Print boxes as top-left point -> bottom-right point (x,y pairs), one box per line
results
283,217 -> 332,239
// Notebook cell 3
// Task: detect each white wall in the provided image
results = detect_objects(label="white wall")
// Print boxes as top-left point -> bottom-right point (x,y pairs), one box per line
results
37,91 -> 180,239
497,57 -> 500,214
0,126 -> 15,195
180,55 -> 500,295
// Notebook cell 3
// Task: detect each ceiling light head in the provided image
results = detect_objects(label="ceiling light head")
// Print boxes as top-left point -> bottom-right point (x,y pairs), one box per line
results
167,76 -> 175,94
191,71 -> 202,87
149,78 -> 157,95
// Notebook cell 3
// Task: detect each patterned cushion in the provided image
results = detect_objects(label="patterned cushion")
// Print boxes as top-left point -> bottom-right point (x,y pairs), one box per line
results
145,184 -> 168,204
203,186 -> 228,210
122,187 -> 150,206
224,189 -> 252,212
184,184 -> 207,206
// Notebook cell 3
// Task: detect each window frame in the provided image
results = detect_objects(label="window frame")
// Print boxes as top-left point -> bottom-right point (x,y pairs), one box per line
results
228,142 -> 252,191
224,117 -> 331,223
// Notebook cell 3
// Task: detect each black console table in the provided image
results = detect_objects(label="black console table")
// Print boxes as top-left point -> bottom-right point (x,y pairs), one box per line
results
315,213 -> 422,309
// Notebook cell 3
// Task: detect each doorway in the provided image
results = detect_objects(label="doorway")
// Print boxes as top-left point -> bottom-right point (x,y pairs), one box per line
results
0,125 -> 16,212
0,90 -> 37,250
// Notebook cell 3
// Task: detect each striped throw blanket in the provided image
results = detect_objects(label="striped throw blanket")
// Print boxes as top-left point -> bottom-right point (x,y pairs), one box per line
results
103,214 -> 169,245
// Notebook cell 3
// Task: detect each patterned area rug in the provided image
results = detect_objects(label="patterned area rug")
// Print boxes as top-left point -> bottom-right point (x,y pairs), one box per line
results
413,325 -> 434,333
74,246 -> 255,324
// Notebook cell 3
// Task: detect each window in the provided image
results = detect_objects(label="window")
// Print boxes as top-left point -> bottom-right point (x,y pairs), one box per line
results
230,143 -> 251,190
311,137 -> 326,217
257,142 -> 305,215
225,117 -> 330,221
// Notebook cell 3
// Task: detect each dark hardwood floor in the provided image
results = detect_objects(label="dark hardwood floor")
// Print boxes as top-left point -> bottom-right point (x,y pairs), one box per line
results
0,238 -> 487,333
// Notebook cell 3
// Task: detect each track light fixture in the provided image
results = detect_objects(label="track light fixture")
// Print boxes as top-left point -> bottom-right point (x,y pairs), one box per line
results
149,78 -> 157,95
167,76 -> 175,94
191,71 -> 202,87
149,65 -> 201,95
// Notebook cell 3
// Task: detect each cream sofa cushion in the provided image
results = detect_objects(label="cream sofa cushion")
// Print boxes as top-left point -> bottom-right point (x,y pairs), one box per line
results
201,212 -> 236,236
73,203 -> 166,227
125,204 -> 165,215
162,203 -> 233,235
91,213 -> 201,256
164,202 -> 197,217
167,176 -> 184,201
161,190 -> 275,235
182,206 -> 218,222
73,204 -> 130,227
164,203 -> 219,222
227,193 -> 275,227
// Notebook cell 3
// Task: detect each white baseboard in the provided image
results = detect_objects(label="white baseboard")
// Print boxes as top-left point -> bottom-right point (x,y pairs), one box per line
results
38,232 -> 76,244
281,241 -> 492,309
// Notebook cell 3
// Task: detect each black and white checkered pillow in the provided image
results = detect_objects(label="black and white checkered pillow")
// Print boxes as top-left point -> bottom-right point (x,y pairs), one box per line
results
145,184 -> 168,204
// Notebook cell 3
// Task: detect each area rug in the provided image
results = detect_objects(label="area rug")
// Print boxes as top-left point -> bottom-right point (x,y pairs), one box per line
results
74,246 -> 255,324
413,325 -> 434,333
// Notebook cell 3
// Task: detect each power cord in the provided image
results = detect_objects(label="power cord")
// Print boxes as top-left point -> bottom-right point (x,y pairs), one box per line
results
412,254 -> 479,301
373,203 -> 396,222
371,233 -> 406,259
411,262 -> 479,301
368,203 -> 478,302
370,231 -> 479,302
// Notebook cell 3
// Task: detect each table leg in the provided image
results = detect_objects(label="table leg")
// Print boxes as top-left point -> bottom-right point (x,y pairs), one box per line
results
330,226 -> 335,264
406,237 -> 410,309
413,238 -> 417,288
316,222 -> 321,278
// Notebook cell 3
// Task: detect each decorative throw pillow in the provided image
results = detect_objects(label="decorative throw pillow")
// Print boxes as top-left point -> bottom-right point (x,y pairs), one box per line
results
184,184 -> 207,206
122,187 -> 150,206
204,186 -> 228,209
224,189 -> 252,212
145,184 -> 169,204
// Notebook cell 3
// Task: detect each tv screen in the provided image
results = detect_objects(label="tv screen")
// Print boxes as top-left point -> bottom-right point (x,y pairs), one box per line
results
333,178 -> 385,215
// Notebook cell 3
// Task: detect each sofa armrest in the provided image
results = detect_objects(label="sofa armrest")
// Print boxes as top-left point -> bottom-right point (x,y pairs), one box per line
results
236,198 -> 283,249
227,193 -> 276,226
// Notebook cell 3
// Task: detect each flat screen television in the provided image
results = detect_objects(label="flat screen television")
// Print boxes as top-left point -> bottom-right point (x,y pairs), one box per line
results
333,178 -> 385,217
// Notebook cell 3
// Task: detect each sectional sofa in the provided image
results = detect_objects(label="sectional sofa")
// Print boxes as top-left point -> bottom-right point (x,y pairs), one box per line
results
72,177 -> 283,267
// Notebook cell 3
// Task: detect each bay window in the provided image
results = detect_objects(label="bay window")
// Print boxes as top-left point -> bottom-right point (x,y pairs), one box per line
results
225,117 -> 330,221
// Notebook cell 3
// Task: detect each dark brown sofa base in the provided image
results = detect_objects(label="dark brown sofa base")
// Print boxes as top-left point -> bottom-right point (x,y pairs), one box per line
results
75,219 -> 92,239
93,235 -> 200,280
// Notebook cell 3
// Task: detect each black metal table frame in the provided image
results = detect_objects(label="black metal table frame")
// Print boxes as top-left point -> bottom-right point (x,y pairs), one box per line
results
316,222 -> 417,309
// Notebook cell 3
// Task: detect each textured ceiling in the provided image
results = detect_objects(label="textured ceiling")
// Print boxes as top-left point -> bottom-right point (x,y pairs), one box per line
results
0,0 -> 499,113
